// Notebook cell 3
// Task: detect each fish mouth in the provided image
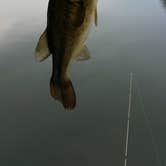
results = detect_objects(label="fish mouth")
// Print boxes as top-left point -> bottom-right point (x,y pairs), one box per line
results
50,78 -> 76,110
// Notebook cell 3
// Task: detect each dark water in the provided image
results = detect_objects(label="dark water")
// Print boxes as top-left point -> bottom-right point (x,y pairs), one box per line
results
0,0 -> 166,165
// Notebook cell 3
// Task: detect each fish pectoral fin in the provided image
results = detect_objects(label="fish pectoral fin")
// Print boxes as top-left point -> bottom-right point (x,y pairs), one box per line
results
35,30 -> 50,62
94,7 -> 98,26
75,45 -> 91,61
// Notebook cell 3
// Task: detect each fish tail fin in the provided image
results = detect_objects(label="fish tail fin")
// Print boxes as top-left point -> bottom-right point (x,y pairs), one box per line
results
50,77 -> 62,102
50,77 -> 76,110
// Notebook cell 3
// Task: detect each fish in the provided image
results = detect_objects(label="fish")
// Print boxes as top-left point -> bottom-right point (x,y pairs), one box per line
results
35,0 -> 98,109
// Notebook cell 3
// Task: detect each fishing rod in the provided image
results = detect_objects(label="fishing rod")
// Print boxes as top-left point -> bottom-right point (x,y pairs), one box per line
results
124,72 -> 133,166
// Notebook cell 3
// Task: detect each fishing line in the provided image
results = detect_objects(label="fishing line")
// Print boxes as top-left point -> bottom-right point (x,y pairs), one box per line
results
124,72 -> 133,166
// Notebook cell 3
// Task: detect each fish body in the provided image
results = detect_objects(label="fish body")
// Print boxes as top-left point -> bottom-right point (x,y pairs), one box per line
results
35,0 -> 98,109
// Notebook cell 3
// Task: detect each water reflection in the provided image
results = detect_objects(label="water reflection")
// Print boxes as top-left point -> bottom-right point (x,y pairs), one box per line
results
0,17 -> 8,32
0,17 -> 12,35
35,0 -> 97,110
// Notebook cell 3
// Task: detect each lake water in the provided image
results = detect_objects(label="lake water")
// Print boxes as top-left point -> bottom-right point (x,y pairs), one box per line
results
0,0 -> 166,165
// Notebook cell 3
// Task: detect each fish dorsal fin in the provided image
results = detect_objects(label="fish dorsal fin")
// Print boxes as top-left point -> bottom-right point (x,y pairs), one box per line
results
94,6 -> 98,26
35,30 -> 50,62
75,45 -> 91,61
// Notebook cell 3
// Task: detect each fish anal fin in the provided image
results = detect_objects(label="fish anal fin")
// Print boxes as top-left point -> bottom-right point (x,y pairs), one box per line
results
35,30 -> 50,62
75,45 -> 91,61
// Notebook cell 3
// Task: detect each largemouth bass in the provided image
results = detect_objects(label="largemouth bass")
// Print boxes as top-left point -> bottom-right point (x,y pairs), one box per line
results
35,0 -> 98,109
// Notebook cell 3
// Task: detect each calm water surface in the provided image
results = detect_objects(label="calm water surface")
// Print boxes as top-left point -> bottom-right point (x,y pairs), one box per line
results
0,0 -> 166,165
